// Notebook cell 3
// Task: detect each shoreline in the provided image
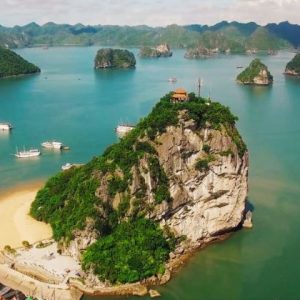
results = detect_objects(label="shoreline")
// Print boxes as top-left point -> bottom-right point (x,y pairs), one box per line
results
0,182 -> 251,300
0,180 -> 52,249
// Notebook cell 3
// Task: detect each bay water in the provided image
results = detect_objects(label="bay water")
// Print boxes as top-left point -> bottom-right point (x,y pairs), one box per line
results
0,47 -> 300,299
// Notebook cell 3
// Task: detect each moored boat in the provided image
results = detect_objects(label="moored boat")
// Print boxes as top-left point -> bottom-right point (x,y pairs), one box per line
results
0,122 -> 13,130
115,124 -> 135,137
168,77 -> 177,83
15,148 -> 41,158
61,163 -> 73,170
41,141 -> 63,149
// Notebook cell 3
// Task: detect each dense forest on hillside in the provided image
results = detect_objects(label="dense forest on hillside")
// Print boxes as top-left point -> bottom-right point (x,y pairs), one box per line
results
0,47 -> 40,78
0,21 -> 298,50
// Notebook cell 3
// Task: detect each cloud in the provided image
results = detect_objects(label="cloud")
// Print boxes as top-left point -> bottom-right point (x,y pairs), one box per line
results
0,0 -> 299,27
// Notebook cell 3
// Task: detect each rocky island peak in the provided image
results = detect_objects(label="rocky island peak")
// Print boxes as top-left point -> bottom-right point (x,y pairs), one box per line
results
30,92 -> 249,293
236,58 -> 273,85
139,43 -> 172,58
285,53 -> 300,76
94,48 -> 136,69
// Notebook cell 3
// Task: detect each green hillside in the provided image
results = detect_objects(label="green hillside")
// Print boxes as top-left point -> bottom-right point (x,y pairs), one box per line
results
0,21 -> 296,51
0,47 -> 40,78
285,53 -> 300,75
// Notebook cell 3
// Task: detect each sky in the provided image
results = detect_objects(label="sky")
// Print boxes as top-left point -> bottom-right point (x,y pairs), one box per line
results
0,0 -> 300,27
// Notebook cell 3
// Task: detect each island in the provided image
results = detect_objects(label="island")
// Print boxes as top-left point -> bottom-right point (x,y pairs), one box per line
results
139,43 -> 172,58
94,48 -> 136,69
0,92 -> 249,299
236,58 -> 273,85
285,53 -> 300,76
0,47 -> 40,79
184,47 -> 219,59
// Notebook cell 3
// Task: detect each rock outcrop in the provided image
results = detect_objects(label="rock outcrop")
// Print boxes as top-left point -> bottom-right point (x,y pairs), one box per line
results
285,53 -> 300,76
139,43 -> 172,58
31,94 -> 249,289
0,47 -> 40,79
94,48 -> 136,69
184,47 -> 218,59
236,58 -> 273,85
153,119 -> 248,245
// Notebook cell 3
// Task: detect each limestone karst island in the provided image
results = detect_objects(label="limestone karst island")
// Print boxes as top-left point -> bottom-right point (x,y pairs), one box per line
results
0,90 -> 249,299
285,53 -> 300,76
2,0 -> 300,299
139,43 -> 173,58
236,58 -> 273,85
94,48 -> 136,69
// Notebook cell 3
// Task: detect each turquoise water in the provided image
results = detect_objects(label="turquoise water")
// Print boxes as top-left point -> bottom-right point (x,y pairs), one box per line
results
1,48 -> 300,299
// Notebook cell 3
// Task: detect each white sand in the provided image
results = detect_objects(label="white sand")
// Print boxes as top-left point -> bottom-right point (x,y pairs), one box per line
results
0,182 -> 52,249
15,242 -> 81,280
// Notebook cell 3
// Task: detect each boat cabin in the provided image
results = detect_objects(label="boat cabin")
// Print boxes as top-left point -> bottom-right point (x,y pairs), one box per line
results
171,88 -> 189,103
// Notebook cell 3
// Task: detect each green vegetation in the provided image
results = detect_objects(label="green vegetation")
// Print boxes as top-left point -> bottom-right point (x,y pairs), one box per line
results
285,53 -> 300,75
219,149 -> 234,156
94,48 -> 136,69
30,166 -> 101,241
0,47 -> 40,78
195,155 -> 215,172
236,58 -> 273,84
82,218 -> 171,283
148,156 -> 171,204
202,144 -> 211,154
245,27 -> 289,50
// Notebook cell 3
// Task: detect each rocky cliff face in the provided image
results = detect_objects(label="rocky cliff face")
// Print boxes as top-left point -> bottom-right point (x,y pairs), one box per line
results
94,48 -> 136,69
237,58 -> 273,85
184,47 -> 218,59
64,110 -> 248,259
252,69 -> 273,85
154,118 -> 248,245
285,53 -> 300,76
139,43 -> 172,58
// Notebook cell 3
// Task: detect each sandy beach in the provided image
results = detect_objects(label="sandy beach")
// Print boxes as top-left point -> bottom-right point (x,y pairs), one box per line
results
0,181 -> 52,249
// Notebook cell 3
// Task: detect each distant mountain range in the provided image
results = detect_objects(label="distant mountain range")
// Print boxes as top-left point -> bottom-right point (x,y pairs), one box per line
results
0,21 -> 299,52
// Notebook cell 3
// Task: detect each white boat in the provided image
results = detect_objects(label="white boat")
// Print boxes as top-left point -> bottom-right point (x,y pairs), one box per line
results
115,124 -> 135,137
15,148 -> 41,158
61,163 -> 73,171
0,122 -> 13,130
168,77 -> 177,83
41,141 -> 63,149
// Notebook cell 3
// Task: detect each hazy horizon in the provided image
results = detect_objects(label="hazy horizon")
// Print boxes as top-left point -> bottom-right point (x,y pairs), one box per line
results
0,20 -> 298,29
1,0 -> 300,27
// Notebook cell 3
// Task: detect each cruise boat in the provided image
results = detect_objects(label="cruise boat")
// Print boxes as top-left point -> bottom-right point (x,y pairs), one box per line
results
15,148 -> 41,158
41,141 -> 63,149
115,124 -> 135,137
0,122 -> 13,130
61,163 -> 73,170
